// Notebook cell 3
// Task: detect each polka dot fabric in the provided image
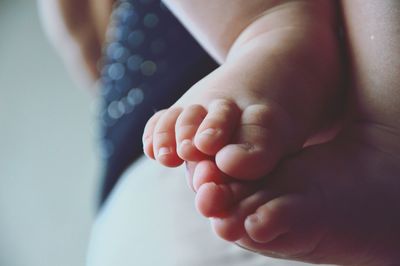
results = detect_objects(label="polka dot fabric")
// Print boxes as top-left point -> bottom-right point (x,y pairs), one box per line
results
99,0 -> 217,204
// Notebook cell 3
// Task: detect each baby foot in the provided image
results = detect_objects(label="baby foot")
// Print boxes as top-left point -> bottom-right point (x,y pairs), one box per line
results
188,160 -> 261,217
141,32 -> 302,177
194,125 -> 400,265
143,94 -> 297,179
143,0 -> 341,181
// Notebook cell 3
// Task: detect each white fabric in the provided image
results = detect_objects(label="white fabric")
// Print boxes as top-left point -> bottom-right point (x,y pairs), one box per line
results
86,156 -> 314,266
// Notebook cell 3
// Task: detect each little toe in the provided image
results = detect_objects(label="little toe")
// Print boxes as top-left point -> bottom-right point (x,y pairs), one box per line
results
153,107 -> 184,167
216,104 -> 292,180
142,110 -> 166,159
175,105 -> 208,161
194,99 -> 240,155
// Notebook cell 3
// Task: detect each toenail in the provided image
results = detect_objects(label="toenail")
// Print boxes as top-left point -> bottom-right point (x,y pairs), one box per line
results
157,147 -> 171,157
239,142 -> 254,151
246,213 -> 260,225
180,139 -> 192,148
200,128 -> 218,137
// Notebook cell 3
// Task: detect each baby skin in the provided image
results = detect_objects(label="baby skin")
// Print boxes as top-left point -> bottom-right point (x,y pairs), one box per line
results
183,0 -> 400,265
143,0 -> 343,262
143,1 -> 341,182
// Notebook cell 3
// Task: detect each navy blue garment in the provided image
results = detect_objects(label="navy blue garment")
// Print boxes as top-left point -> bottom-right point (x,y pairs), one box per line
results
99,0 -> 217,205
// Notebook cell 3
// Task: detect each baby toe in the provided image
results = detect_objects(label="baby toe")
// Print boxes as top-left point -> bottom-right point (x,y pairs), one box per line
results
216,104 -> 292,180
195,180 -> 260,218
175,105 -> 208,161
196,183 -> 232,218
153,107 -> 183,167
210,189 -> 279,242
192,160 -> 226,191
194,99 -> 240,155
245,194 -> 320,244
142,110 -> 165,159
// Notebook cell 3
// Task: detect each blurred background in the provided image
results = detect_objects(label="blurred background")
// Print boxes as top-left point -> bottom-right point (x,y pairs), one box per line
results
0,0 -> 100,265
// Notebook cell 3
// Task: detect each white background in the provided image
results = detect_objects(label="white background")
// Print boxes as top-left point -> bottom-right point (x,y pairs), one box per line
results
0,0 -> 100,265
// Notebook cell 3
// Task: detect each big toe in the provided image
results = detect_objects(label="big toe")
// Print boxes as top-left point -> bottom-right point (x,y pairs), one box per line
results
210,189 -> 280,242
244,193 -> 320,244
216,104 -> 295,180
